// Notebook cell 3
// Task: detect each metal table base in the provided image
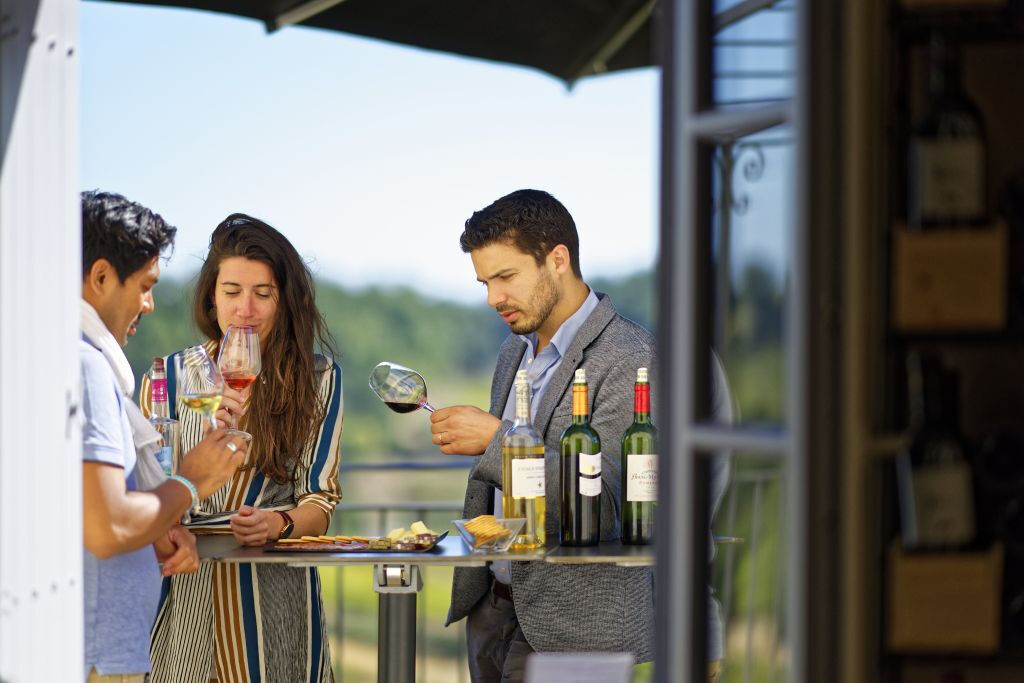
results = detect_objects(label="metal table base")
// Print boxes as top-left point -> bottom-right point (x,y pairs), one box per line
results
211,537 -> 652,682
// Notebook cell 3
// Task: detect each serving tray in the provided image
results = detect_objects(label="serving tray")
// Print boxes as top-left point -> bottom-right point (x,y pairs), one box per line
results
266,530 -> 449,553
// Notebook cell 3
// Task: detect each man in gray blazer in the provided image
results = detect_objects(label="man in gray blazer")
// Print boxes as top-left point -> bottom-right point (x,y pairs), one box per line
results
431,189 -> 728,681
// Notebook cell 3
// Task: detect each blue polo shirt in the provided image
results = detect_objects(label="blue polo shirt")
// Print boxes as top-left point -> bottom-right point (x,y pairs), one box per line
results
80,338 -> 161,679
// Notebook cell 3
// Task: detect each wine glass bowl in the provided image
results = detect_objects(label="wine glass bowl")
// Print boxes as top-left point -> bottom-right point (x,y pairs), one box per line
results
218,325 -> 261,392
368,361 -> 436,414
175,345 -> 225,431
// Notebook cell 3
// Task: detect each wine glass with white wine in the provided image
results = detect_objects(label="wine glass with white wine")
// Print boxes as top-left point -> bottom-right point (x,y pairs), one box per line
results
175,345 -> 224,432
368,361 -> 436,414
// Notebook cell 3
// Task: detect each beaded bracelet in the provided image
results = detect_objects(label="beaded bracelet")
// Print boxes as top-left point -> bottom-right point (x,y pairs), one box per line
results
168,474 -> 199,510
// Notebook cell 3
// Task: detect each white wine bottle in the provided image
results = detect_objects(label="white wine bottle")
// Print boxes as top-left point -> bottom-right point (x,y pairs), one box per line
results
502,370 -> 546,550
149,357 -> 177,476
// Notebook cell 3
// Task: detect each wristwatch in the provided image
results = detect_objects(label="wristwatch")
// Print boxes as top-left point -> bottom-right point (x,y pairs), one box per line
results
276,510 -> 295,539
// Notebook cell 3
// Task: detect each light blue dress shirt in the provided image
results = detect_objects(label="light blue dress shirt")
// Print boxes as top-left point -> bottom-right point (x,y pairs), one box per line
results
491,289 -> 599,585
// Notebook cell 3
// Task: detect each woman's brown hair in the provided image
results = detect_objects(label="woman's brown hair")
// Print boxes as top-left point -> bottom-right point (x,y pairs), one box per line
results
194,214 -> 337,483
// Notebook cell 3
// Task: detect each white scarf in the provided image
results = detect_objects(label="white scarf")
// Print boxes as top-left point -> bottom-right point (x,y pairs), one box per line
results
81,300 -> 167,489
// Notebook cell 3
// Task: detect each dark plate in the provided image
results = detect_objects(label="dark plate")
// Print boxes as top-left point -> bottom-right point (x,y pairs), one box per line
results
266,530 -> 449,553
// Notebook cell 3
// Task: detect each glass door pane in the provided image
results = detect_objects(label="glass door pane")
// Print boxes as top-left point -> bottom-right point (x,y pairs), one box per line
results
711,454 -> 790,682
709,125 -> 793,428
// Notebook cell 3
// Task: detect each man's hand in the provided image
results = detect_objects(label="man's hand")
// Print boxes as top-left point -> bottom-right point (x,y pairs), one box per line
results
430,405 -> 501,456
214,386 -> 248,430
229,505 -> 281,546
154,525 -> 199,576
177,429 -> 246,499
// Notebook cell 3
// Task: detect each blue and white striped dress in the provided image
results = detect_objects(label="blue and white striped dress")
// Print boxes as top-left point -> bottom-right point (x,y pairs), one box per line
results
141,348 -> 343,683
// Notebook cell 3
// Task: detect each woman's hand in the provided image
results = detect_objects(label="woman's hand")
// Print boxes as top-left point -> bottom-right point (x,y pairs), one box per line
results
214,386 -> 249,430
229,504 -> 282,546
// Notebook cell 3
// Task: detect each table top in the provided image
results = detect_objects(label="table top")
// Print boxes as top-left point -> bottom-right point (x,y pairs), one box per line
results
213,536 -> 547,567
209,536 -> 655,567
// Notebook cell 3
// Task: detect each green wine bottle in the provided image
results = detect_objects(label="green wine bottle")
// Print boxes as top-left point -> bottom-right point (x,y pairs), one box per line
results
560,368 -> 601,546
622,367 -> 657,545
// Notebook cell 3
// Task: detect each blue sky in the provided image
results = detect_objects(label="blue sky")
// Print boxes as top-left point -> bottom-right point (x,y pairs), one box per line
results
81,3 -> 661,303
81,2 -> 789,303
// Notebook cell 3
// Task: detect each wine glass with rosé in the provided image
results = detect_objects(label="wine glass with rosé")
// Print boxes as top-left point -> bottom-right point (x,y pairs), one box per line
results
217,325 -> 261,440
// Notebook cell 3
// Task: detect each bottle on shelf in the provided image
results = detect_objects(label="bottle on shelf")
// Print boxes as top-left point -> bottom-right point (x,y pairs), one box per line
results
622,367 -> 657,545
560,368 -> 601,547
896,353 -> 976,550
908,33 -> 988,229
149,357 -> 177,477
501,369 -> 546,550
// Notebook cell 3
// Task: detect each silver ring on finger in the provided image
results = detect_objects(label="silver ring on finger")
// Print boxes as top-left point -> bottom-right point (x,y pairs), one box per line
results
226,441 -> 239,453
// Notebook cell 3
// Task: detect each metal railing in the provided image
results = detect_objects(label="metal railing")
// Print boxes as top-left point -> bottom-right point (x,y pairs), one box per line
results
329,459 -> 472,683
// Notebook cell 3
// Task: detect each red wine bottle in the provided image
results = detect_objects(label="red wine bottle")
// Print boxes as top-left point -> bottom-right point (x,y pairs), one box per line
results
896,354 -> 976,549
908,34 -> 987,229
622,367 -> 657,545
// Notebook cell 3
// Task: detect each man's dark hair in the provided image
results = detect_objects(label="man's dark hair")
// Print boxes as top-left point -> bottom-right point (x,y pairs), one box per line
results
460,189 -> 582,278
81,190 -> 177,282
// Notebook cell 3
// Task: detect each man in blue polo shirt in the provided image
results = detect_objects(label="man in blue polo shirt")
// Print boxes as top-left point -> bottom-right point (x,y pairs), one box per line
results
80,191 -> 246,682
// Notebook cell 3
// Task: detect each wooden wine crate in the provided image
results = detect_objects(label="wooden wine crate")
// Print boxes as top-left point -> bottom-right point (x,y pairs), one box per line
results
892,221 -> 1008,332
887,541 -> 1004,654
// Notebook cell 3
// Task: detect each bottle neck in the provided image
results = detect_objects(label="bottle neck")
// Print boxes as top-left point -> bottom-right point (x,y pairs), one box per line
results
928,37 -> 962,98
571,384 -> 589,425
514,383 -> 532,424
634,382 -> 651,423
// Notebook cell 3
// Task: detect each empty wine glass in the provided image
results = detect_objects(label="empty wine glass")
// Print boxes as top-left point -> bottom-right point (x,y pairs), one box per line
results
368,361 -> 436,414
175,345 -> 224,431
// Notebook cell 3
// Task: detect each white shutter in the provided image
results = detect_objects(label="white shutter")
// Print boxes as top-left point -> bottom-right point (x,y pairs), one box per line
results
0,0 -> 82,680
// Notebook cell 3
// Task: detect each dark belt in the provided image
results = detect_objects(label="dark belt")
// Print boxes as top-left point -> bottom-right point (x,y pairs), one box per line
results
491,580 -> 513,601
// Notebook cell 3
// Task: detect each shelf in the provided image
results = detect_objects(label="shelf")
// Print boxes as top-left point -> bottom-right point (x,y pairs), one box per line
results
886,330 -> 1024,346
893,649 -> 1024,663
894,4 -> 1024,42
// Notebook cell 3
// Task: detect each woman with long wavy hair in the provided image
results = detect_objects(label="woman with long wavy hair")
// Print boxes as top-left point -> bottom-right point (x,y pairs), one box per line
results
141,214 -> 343,683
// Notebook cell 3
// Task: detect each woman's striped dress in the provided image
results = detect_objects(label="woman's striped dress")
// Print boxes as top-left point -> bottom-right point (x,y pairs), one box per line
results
141,349 -> 343,683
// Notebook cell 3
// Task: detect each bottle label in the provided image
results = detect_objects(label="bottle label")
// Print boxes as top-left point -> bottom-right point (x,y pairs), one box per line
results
511,458 -> 546,499
579,451 -> 602,476
913,139 -> 984,220
626,453 -> 658,502
155,445 -> 174,477
579,474 -> 601,497
912,461 -> 975,545
152,378 -> 168,403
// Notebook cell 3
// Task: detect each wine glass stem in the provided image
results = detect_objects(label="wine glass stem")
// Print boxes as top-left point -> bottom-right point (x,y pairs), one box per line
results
422,402 -> 436,413
207,413 -> 218,431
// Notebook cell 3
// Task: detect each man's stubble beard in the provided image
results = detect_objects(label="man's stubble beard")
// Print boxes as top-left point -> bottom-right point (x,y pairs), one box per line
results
509,269 -> 560,335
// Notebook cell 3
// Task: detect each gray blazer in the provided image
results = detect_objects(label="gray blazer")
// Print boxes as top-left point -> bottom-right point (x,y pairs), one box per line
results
447,293 -> 659,660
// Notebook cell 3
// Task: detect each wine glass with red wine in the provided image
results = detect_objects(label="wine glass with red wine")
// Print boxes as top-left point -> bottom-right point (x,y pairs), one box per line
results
369,361 -> 436,414
217,325 -> 260,439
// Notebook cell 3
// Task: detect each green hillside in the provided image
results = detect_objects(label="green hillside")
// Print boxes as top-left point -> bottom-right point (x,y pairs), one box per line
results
125,271 -> 656,461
